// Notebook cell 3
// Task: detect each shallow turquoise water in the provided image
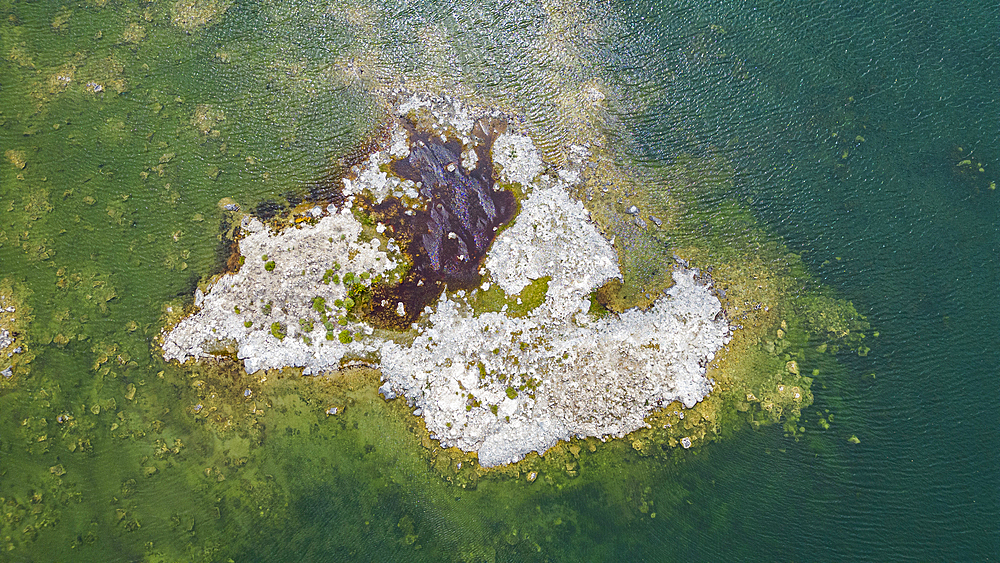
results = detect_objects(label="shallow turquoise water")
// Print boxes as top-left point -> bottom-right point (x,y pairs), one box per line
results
0,0 -> 997,560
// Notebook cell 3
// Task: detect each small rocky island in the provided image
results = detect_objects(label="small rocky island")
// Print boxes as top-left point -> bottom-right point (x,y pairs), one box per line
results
162,92 -> 732,467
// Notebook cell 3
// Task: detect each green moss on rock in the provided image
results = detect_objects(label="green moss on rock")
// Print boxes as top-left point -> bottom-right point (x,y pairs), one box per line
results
470,276 -> 550,318
270,321 -> 286,340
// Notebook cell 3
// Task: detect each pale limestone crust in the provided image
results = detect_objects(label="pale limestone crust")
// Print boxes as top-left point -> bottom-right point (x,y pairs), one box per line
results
379,246 -> 730,467
341,152 -> 398,203
0,292 -> 20,379
388,126 -> 410,159
162,208 -> 398,374
485,182 -> 620,320
492,133 -> 543,186
395,93 -> 478,146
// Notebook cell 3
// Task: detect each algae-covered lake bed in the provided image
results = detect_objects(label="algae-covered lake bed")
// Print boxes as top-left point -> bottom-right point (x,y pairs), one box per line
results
1,0 -> 997,561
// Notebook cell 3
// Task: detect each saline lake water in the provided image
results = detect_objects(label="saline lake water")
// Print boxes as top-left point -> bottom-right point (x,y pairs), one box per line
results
0,0 -> 997,560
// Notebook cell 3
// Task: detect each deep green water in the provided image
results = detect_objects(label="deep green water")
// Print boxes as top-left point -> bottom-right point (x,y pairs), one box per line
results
1,0 -> 997,561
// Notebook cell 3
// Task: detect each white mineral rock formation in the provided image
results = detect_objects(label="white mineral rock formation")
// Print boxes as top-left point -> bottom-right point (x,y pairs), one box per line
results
379,245 -> 729,467
161,208 -> 399,374
492,133 -> 543,186
161,92 -> 732,467
0,289 -> 25,379
0,328 -> 12,352
485,182 -> 619,320
0,294 -> 17,352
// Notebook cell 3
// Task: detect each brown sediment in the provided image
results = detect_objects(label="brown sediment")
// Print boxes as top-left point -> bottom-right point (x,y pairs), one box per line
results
386,117 -> 514,285
363,276 -> 445,330
219,215 -> 245,275
353,116 -> 517,329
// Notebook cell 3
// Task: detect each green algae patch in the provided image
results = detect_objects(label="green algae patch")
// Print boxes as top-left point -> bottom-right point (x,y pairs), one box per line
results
469,276 -> 550,318
192,104 -> 226,137
586,291 -> 610,319
593,273 -> 674,314
270,322 -> 286,341
5,149 -> 27,171
795,292 -> 869,347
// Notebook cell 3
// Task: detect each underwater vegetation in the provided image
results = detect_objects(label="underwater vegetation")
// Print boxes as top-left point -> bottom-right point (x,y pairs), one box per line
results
0,0 -> 879,560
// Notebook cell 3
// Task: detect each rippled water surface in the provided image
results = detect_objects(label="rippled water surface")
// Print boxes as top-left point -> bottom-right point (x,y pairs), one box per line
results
1,0 -> 997,560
